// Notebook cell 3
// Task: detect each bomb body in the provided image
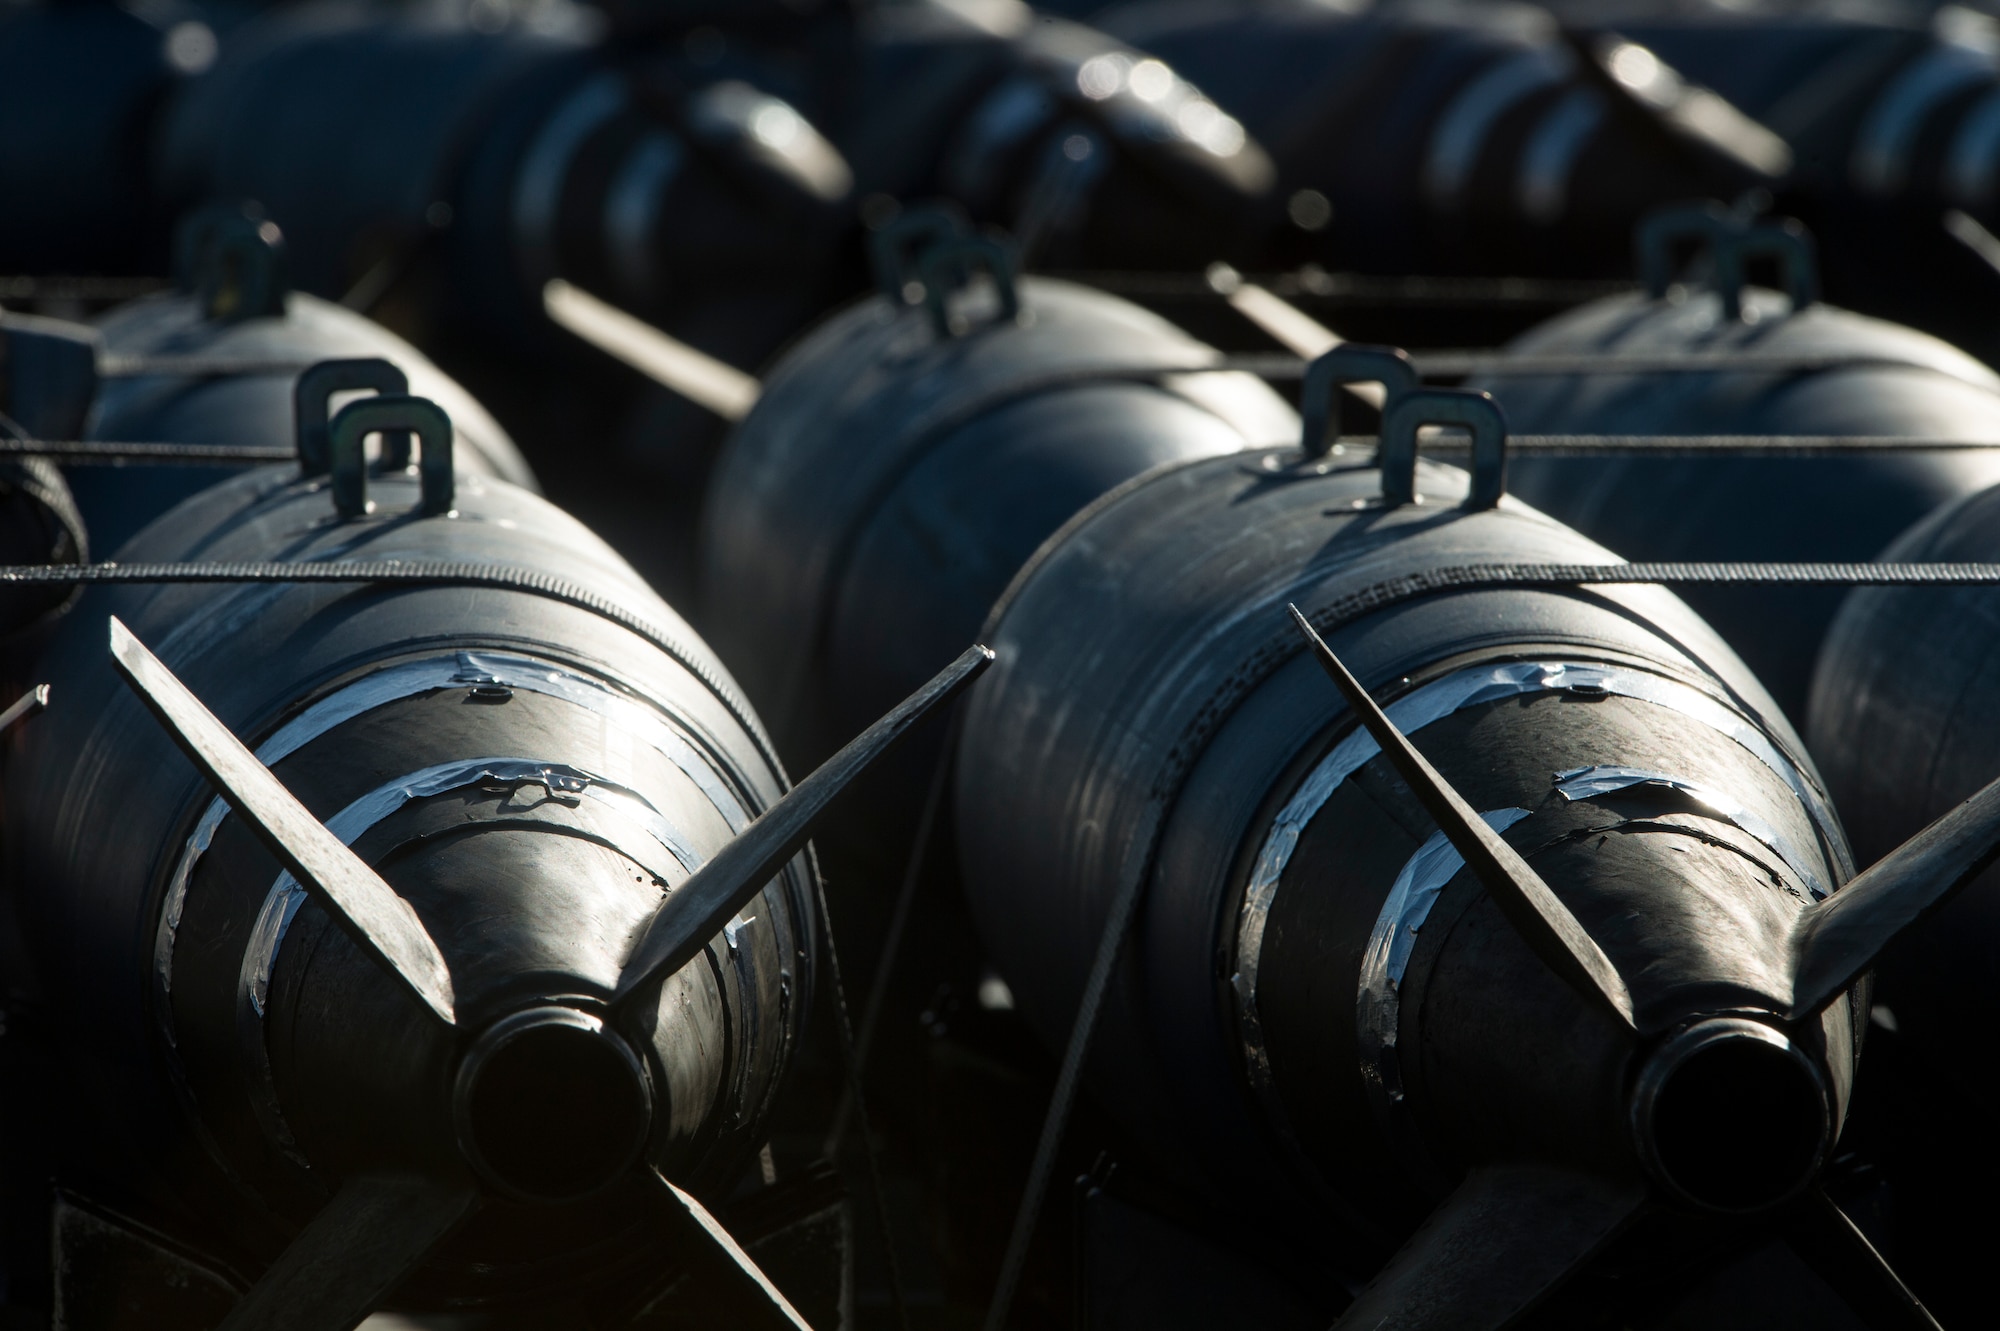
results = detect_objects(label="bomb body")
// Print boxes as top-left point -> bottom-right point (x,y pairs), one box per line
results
1471,262 -> 2000,719
4,431 -> 812,1314
949,407 -> 1941,1323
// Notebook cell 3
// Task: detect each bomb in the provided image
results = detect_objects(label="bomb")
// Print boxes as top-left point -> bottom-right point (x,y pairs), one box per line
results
1467,206 -> 2000,721
841,0 -> 1275,270
700,220 -> 1295,792
1807,478 -> 2000,1325
952,377 -> 2000,1327
1581,4 -> 2000,360
154,3 -> 854,357
0,386 -> 983,1325
1098,2 -> 1785,277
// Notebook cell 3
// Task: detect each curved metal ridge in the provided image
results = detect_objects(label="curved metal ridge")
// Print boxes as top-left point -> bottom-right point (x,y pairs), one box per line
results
1234,659 -> 1842,1122
1357,806 -> 1532,1182
156,649 -> 757,1019
986,558 -> 1860,1320
234,756 -> 701,1169
1551,765 -> 1831,902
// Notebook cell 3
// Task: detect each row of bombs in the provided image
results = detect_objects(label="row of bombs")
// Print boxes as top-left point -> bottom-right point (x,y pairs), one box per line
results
22,193 -> 1999,725
8,196 -> 2000,1326
20,0 -> 2000,417
15,0 -> 2000,292
705,208 -> 2000,1325
1090,0 -> 2000,360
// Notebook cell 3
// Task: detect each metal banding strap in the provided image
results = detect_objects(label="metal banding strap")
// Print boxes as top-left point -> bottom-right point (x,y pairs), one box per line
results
30,431 -> 2000,467
96,355 -> 313,379
1551,764 -> 1829,900
1425,48 -> 1568,208
1517,87 -> 1605,223
1853,42 -> 1995,194
514,72 -> 630,288
0,440 -> 296,464
39,554 -> 2000,784
1232,658 -> 1845,1103
604,131 -> 687,306
85,348 -> 2000,386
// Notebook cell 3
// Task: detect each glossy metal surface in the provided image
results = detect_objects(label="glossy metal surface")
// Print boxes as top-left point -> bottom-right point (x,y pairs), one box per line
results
6,454 -> 811,1306
155,2 -> 855,372
109,616 -> 459,1027
955,443 -> 1854,1271
845,2 -> 1273,269
1809,484 -> 2000,1304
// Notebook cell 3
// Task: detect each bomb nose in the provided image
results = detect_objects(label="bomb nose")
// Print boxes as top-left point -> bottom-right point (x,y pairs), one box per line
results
1631,1017 -> 1831,1213
453,1006 -> 655,1203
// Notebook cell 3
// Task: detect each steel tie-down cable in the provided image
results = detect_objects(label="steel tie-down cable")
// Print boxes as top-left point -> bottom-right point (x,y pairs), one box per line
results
27,435 -> 2000,466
